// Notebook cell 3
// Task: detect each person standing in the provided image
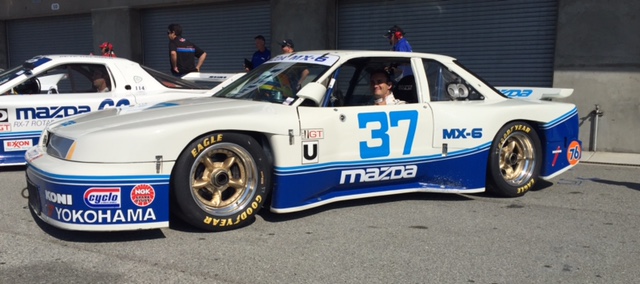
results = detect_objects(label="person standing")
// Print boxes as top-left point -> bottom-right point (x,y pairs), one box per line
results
279,39 -> 309,90
167,23 -> 207,76
385,25 -> 412,52
247,35 -> 271,71
99,42 -> 117,58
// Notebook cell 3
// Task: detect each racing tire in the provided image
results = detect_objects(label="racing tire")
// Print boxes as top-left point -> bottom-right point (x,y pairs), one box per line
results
171,132 -> 271,231
487,122 -> 541,197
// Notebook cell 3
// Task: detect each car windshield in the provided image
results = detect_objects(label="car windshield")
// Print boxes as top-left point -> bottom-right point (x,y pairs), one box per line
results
213,54 -> 339,104
141,65 -> 210,89
0,65 -> 28,87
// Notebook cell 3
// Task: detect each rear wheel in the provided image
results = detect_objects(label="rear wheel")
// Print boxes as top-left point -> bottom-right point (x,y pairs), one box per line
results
171,132 -> 271,231
487,122 -> 541,197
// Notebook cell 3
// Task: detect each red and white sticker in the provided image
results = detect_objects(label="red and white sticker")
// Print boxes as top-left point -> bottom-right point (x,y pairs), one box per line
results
130,184 -> 155,207
0,123 -> 10,132
3,139 -> 32,151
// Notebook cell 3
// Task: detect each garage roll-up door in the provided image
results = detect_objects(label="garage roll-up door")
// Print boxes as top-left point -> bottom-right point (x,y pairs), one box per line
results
338,0 -> 557,87
7,14 -> 92,67
141,2 -> 270,74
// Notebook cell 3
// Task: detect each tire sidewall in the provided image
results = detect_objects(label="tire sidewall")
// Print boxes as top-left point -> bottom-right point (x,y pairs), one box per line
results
171,132 -> 271,231
488,122 -> 541,197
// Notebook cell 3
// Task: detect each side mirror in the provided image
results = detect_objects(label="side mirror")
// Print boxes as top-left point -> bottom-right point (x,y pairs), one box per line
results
296,82 -> 327,106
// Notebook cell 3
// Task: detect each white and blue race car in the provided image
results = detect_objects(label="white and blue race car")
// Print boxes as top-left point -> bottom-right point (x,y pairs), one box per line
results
0,55 -> 236,166
25,51 -> 582,232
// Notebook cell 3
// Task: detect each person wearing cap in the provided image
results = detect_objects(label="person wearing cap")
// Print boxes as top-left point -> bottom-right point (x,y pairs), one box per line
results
279,39 -> 309,91
100,42 -> 117,58
385,25 -> 412,52
167,23 -> 207,76
246,35 -> 271,71
280,39 -> 295,54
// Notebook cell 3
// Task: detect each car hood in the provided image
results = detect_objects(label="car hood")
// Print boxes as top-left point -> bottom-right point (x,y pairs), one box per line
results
47,97 -> 300,163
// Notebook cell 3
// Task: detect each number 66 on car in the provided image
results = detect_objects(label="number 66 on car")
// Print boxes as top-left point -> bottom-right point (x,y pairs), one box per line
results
25,50 -> 581,232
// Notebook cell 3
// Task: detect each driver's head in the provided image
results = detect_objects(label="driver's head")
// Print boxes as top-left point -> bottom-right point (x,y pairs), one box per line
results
92,70 -> 108,91
370,69 -> 393,100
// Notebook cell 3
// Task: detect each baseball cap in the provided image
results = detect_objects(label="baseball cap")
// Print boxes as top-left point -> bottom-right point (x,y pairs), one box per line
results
99,42 -> 113,49
384,25 -> 404,38
280,39 -> 294,48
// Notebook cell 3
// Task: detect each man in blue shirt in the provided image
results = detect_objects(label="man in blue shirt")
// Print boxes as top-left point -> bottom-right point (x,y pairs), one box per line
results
246,35 -> 271,71
385,25 -> 412,52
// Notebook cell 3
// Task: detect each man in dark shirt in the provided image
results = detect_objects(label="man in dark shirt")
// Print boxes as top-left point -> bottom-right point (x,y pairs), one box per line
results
167,23 -> 207,76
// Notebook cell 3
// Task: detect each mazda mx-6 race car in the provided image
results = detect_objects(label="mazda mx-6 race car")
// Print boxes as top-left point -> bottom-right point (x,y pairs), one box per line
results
25,51 -> 582,232
0,55 -> 224,166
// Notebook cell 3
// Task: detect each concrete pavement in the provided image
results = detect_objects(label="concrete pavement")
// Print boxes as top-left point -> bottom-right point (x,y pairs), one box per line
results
581,151 -> 640,166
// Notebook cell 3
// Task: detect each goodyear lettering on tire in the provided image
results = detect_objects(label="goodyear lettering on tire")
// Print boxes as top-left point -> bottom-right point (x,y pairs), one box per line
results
202,195 -> 263,228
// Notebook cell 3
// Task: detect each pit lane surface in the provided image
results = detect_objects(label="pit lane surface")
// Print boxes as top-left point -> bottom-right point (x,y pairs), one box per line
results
1,163 -> 639,284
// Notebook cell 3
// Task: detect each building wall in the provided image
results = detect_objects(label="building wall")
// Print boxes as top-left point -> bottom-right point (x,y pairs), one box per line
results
0,21 -> 6,70
271,0 -> 336,52
553,0 -> 640,153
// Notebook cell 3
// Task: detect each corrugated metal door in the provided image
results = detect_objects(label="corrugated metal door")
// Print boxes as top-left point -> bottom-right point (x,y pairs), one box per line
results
141,2 -> 271,74
338,0 -> 557,86
7,14 -> 92,67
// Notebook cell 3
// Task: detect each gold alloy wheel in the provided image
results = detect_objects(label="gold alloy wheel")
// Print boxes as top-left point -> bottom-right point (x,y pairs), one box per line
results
189,143 -> 258,216
498,132 -> 535,186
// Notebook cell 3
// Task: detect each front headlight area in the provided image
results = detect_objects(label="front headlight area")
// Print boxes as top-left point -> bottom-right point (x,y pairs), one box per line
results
45,132 -> 77,160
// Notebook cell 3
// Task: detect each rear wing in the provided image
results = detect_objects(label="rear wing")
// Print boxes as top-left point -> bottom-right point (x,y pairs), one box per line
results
181,72 -> 242,83
181,72 -> 246,94
497,87 -> 574,100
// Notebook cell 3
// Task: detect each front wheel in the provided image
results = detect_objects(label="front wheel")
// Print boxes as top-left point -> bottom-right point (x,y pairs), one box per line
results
487,122 -> 541,197
171,132 -> 271,231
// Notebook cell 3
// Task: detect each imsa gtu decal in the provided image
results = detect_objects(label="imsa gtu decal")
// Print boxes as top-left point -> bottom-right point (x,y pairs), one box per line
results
302,141 -> 318,164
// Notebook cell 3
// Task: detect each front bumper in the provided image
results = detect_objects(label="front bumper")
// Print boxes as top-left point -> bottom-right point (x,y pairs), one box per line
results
26,149 -> 174,231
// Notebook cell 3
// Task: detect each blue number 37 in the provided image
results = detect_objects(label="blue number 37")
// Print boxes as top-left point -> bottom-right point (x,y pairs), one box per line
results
358,110 -> 418,159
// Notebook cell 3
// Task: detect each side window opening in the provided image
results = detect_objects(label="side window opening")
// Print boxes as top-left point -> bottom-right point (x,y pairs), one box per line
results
33,64 -> 112,94
423,59 -> 484,102
335,57 -> 416,106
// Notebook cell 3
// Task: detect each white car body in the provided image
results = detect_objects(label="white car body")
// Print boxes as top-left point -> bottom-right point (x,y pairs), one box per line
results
0,55 -> 235,166
25,50 -> 582,232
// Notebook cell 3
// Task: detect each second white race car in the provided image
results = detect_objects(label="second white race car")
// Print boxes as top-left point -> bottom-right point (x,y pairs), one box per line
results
0,55 -> 236,166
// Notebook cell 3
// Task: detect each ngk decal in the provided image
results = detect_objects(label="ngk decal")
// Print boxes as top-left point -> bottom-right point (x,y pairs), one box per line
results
130,184 -> 155,207
3,139 -> 32,151
84,188 -> 121,209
